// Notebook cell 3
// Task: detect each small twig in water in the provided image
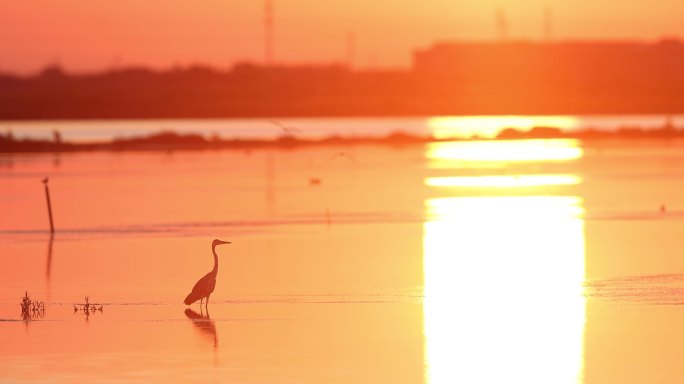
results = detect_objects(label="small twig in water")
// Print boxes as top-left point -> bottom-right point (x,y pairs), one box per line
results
74,296 -> 104,316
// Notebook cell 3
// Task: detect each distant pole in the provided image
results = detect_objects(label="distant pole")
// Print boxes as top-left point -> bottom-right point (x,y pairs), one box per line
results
346,31 -> 356,69
543,6 -> 553,42
264,0 -> 274,66
42,177 -> 55,233
496,8 -> 508,42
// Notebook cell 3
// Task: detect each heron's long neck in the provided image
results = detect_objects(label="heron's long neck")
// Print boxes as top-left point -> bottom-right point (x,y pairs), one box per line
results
211,246 -> 219,275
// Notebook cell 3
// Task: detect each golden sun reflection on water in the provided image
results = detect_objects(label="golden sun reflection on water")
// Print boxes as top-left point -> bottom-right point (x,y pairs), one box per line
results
425,174 -> 581,188
423,139 -> 586,383
428,116 -> 580,139
423,197 -> 585,383
427,139 -> 583,168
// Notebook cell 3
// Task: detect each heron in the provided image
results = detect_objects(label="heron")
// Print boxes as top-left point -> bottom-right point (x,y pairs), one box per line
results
184,239 -> 231,307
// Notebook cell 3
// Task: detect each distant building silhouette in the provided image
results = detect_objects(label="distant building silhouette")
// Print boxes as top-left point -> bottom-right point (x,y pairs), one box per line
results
412,39 -> 684,113
413,39 -> 684,77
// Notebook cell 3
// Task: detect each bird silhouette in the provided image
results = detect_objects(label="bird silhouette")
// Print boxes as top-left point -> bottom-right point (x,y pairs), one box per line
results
184,239 -> 231,307
327,151 -> 357,163
269,120 -> 301,135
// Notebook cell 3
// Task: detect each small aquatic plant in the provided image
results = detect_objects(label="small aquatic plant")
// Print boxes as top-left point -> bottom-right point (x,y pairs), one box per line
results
74,296 -> 104,316
20,291 -> 46,320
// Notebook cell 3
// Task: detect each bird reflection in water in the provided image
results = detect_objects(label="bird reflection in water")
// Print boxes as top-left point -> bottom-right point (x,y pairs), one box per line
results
185,308 -> 218,349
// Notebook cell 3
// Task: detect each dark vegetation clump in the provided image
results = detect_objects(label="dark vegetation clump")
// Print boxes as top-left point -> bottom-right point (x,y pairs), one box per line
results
20,291 -> 46,320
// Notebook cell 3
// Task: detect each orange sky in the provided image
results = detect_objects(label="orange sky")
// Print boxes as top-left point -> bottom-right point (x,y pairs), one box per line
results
1,0 -> 682,74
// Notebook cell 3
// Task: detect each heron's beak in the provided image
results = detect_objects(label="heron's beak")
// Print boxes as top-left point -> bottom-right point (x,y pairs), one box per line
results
216,240 -> 231,245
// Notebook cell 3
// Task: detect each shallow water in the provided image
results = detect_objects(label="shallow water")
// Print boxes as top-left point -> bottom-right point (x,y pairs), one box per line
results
2,138 -> 684,383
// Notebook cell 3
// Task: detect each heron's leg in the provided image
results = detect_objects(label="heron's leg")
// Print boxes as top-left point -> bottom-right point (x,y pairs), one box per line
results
206,294 -> 211,308
200,297 -> 203,305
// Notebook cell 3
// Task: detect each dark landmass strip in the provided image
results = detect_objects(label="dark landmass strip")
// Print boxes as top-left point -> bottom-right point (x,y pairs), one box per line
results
3,39 -> 684,118
3,126 -> 684,153
0,131 -> 433,153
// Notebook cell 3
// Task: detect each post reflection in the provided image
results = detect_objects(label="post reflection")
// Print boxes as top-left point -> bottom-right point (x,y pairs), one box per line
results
423,139 -> 586,384
44,234 -> 54,302
46,234 -> 54,280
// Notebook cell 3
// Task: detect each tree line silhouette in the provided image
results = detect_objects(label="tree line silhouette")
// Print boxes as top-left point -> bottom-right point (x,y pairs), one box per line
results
3,39 -> 684,118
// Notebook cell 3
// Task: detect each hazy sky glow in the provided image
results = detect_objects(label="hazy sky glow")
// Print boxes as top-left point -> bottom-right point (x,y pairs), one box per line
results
1,0 -> 683,74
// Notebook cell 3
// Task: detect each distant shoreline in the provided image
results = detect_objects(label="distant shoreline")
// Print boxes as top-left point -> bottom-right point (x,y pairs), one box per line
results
3,126 -> 684,153
5,39 -> 684,119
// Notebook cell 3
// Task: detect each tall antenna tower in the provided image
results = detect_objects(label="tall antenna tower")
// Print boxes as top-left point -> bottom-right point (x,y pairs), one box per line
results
496,9 -> 508,42
346,31 -> 356,69
543,6 -> 553,42
264,0 -> 274,66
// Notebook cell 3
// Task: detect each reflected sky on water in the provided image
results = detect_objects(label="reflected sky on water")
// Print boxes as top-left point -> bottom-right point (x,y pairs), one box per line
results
2,132 -> 684,382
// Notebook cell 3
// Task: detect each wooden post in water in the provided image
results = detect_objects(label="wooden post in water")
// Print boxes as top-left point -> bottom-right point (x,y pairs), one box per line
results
42,177 -> 55,233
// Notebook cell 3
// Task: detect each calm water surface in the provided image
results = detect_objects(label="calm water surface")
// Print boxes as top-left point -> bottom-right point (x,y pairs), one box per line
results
2,124 -> 684,382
